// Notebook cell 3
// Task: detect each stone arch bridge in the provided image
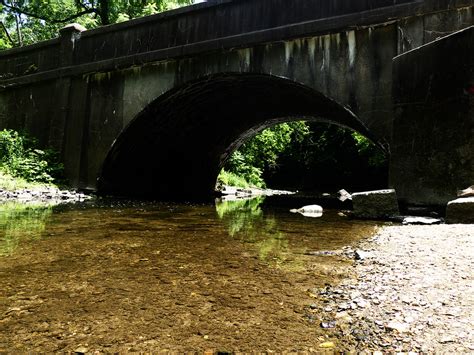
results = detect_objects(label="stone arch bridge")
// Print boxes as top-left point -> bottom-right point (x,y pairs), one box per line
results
0,0 -> 472,204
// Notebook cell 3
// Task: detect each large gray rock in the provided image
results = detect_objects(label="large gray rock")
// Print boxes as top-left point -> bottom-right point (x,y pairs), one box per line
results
446,197 -> 474,224
352,189 -> 399,219
457,185 -> 474,198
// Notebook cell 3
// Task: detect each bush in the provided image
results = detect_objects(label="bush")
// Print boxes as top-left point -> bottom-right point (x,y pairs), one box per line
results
217,169 -> 253,189
0,129 -> 63,184
220,121 -> 387,191
223,122 -> 310,188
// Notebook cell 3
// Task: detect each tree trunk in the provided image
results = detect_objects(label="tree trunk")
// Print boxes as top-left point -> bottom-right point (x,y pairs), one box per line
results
98,0 -> 110,25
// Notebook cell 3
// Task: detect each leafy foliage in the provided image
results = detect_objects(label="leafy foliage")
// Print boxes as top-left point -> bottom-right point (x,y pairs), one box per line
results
222,121 -> 310,188
352,132 -> 386,167
267,122 -> 387,191
217,169 -> 252,189
220,121 -> 387,191
0,0 -> 192,48
0,129 -> 63,184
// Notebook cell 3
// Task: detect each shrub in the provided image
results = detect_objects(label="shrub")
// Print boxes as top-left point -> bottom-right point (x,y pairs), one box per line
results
217,169 -> 252,189
0,129 -> 63,184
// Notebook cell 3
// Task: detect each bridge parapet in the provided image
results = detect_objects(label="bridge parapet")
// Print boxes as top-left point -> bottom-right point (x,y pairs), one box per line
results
1,0 -> 471,86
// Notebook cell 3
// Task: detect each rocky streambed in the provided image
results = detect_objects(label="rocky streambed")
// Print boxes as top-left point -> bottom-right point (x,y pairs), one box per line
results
0,186 -> 93,205
311,224 -> 474,352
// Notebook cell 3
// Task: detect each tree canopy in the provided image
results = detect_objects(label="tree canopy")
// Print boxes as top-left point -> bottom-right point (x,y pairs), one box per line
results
220,122 -> 387,191
0,0 -> 192,49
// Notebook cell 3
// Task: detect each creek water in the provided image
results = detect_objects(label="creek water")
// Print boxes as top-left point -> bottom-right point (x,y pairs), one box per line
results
0,197 -> 383,351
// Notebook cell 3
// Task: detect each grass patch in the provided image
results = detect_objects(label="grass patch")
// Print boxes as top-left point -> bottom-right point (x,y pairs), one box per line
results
217,169 -> 253,189
0,170 -> 55,191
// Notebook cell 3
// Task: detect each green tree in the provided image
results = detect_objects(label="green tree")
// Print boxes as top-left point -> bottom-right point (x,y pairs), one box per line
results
266,123 -> 387,191
0,129 -> 63,184
222,121 -> 310,187
0,0 -> 192,48
220,121 -> 387,191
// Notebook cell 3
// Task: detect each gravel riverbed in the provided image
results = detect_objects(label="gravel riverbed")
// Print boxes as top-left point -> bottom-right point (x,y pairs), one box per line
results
0,187 -> 92,204
318,224 -> 474,352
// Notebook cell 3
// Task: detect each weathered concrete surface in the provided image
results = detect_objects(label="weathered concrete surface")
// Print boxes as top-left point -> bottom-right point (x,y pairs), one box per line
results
0,0 -> 473,200
98,73 -> 377,200
352,189 -> 400,219
390,26 -> 474,206
446,197 -> 474,224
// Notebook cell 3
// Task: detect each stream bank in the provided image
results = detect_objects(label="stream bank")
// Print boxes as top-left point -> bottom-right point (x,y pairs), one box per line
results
317,224 -> 474,352
0,186 -> 93,204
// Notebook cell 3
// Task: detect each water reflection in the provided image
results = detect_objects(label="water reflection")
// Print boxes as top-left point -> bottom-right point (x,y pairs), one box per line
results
0,196 -> 379,269
215,196 -> 265,237
290,204 -> 323,218
215,196 -> 380,270
294,211 -> 323,218
0,202 -> 52,256
216,196 -> 298,269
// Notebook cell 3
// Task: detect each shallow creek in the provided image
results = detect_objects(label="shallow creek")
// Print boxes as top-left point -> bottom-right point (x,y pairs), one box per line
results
0,197 -> 383,352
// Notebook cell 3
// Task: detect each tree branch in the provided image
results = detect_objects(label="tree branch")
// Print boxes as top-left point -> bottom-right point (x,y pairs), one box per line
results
74,0 -> 92,12
0,20 -> 14,45
1,0 -> 98,24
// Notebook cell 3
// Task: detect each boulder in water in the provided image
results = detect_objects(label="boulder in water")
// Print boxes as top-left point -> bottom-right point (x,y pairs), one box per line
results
352,189 -> 399,219
290,204 -> 323,218
446,197 -> 474,224
457,185 -> 474,198
338,189 -> 352,202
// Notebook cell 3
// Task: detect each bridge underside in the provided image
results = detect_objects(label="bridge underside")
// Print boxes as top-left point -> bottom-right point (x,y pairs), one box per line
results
98,73 -> 381,200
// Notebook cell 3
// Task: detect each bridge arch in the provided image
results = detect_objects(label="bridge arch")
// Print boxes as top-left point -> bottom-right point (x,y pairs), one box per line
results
98,73 -> 385,200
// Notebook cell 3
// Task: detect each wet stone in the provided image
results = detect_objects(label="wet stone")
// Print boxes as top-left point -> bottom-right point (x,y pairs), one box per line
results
352,189 -> 399,219
320,320 -> 336,329
354,250 -> 371,260
446,197 -> 474,224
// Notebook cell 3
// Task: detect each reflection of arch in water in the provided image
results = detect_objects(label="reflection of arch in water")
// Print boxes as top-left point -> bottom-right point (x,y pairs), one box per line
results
98,73 -> 385,200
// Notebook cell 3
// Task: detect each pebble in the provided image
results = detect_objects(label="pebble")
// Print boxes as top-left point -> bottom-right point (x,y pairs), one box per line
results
318,341 -> 335,348
338,303 -> 349,310
320,320 -> 336,329
439,336 -> 456,343
386,321 -> 410,333
311,224 -> 474,352
354,250 -> 371,260
0,187 -> 92,205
